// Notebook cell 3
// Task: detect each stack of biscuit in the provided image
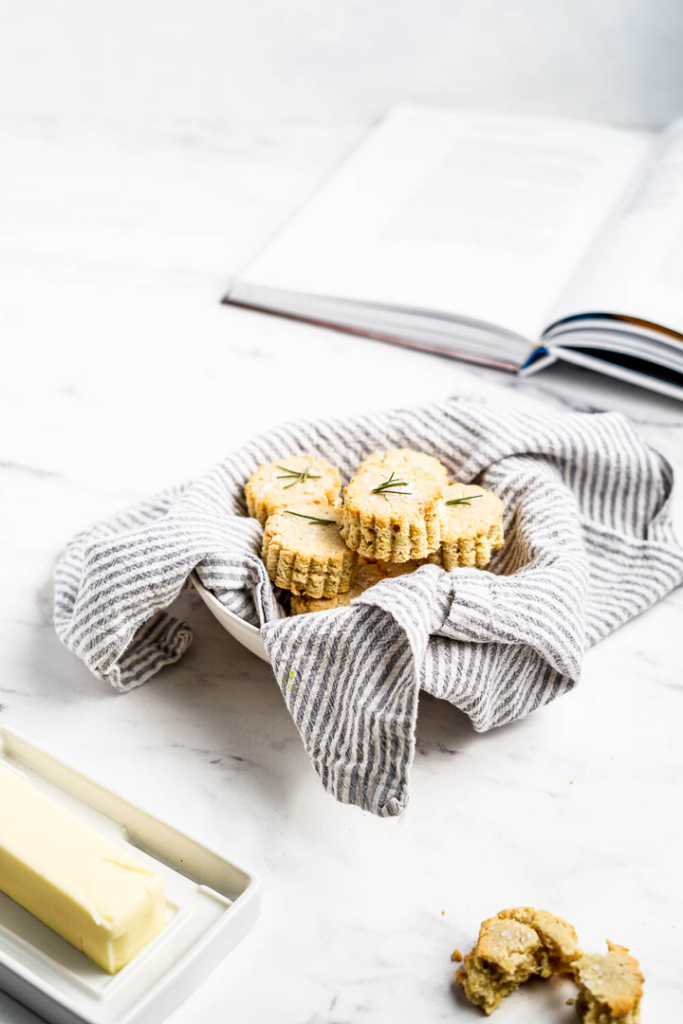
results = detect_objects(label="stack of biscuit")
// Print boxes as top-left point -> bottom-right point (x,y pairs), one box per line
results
244,448 -> 504,616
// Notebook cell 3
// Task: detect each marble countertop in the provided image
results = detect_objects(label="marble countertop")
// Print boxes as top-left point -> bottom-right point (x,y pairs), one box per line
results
2,117 -> 682,1023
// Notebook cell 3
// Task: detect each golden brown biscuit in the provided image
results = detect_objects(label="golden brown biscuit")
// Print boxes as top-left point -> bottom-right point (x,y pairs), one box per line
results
341,449 -> 446,562
245,455 -> 341,526
427,482 -> 504,569
290,557 -> 422,614
290,559 -> 383,614
456,907 -> 581,1015
262,503 -> 356,599
356,448 -> 449,485
572,941 -> 643,1024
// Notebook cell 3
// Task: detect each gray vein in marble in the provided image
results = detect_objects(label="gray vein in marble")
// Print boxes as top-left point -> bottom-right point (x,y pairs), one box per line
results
0,460 -> 62,479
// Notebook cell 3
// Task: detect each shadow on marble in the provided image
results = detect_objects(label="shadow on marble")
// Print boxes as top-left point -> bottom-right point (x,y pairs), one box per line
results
13,574 -> 571,827
134,586 -> 313,810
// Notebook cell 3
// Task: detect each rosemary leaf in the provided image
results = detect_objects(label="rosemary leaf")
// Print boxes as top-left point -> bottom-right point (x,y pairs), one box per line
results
276,464 -> 322,489
445,494 -> 483,507
371,471 -> 411,495
284,510 -> 336,525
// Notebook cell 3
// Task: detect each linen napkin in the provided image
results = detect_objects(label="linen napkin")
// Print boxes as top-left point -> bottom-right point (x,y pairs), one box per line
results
54,399 -> 683,816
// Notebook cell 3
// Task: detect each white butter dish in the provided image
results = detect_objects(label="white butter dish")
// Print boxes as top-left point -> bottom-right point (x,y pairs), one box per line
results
0,727 -> 261,1024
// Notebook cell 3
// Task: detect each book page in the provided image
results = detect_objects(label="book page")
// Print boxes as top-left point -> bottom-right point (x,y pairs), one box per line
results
547,119 -> 683,336
235,105 -> 651,339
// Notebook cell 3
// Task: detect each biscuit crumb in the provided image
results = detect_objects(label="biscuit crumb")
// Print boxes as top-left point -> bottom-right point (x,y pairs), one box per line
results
566,997 -> 575,1005
451,949 -> 462,962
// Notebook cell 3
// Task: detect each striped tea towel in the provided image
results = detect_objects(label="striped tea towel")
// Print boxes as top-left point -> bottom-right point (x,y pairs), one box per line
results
54,398 -> 683,817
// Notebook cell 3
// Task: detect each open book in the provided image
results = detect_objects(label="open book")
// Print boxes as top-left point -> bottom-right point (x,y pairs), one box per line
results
225,105 -> 683,401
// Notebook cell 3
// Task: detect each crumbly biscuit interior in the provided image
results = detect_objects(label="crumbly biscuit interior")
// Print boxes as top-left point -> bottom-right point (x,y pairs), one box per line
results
457,909 -> 643,1022
456,907 -> 581,1015
572,942 -> 643,1024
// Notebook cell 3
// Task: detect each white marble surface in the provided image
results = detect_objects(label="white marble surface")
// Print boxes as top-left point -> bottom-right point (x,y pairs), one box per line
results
2,1 -> 683,127
1,117 -> 683,1022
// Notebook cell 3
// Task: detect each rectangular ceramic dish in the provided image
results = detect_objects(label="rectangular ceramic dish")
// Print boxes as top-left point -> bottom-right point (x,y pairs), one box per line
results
0,726 -> 261,1024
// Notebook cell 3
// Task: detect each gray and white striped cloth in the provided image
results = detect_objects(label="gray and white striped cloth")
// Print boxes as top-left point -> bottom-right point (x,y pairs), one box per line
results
54,398 -> 683,817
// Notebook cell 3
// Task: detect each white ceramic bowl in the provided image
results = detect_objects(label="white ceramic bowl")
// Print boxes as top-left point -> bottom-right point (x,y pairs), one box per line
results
190,573 -> 269,663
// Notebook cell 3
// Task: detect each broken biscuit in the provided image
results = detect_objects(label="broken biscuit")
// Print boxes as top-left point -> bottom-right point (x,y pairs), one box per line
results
456,906 -> 580,1015
572,941 -> 643,1024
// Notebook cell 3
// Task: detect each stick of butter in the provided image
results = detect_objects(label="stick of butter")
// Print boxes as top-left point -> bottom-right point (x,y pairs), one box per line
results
0,764 -> 166,973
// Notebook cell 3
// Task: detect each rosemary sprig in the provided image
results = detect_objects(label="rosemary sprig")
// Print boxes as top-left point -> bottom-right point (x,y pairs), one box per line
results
445,493 -> 483,507
276,464 -> 321,489
371,471 -> 412,496
284,510 -> 336,525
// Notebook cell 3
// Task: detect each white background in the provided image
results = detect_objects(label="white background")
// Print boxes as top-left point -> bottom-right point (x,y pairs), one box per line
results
1,0 -> 683,126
